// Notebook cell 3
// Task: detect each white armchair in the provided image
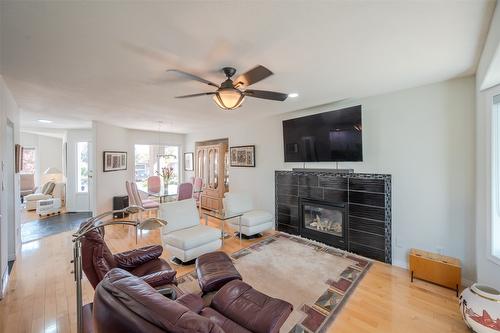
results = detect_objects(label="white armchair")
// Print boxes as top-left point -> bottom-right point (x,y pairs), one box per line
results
223,192 -> 274,237
159,198 -> 221,263
24,181 -> 65,211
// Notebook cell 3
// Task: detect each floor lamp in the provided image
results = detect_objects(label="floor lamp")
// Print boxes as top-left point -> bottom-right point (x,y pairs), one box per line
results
72,205 -> 167,333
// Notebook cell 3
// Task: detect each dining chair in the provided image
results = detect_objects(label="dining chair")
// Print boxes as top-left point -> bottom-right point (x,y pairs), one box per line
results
177,182 -> 193,201
193,177 -> 203,216
131,182 -> 160,211
147,176 -> 161,195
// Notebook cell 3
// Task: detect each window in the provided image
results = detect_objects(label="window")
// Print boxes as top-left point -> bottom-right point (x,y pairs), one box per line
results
492,94 -> 500,260
134,144 -> 179,188
77,142 -> 89,193
21,147 -> 36,174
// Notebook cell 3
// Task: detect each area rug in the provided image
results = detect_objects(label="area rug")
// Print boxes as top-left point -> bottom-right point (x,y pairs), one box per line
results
21,212 -> 92,243
177,232 -> 372,333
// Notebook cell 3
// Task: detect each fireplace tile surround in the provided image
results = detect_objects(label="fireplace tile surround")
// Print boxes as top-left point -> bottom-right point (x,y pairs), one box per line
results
275,170 -> 392,263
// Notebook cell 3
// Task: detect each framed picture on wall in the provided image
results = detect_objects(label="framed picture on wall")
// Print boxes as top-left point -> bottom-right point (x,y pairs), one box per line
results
103,151 -> 127,172
184,152 -> 194,171
230,145 -> 255,167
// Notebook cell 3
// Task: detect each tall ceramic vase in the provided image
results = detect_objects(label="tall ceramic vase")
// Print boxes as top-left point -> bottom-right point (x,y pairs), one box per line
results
459,283 -> 500,332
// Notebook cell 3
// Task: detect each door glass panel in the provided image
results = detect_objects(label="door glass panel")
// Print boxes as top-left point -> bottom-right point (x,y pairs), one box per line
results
77,142 -> 89,193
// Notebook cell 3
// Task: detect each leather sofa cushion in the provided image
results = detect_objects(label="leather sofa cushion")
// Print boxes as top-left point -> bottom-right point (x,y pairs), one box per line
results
176,293 -> 205,314
196,251 -> 242,293
200,307 -> 252,333
241,210 -> 273,226
211,280 -> 293,333
162,225 -> 220,250
94,268 -> 224,333
114,245 -> 163,269
131,259 -> 177,287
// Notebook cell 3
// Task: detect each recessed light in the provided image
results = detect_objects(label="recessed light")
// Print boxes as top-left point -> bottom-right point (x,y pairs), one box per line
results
38,119 -> 53,123
288,93 -> 299,98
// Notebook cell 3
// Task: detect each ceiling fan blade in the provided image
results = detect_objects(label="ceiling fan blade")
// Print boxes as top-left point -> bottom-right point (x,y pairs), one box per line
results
175,92 -> 215,98
234,65 -> 273,87
166,69 -> 219,88
244,89 -> 288,101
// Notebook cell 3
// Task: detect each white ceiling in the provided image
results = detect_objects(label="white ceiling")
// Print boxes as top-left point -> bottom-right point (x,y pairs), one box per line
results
0,1 -> 495,133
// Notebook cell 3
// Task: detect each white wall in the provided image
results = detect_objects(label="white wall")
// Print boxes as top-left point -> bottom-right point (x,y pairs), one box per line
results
20,132 -> 63,186
93,122 -> 185,214
0,75 -> 21,298
475,3 -> 500,289
185,76 -> 476,282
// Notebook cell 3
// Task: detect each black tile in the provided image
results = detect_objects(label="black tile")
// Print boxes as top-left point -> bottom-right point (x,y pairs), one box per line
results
323,189 -> 348,203
349,216 -> 385,235
349,178 -> 385,193
277,195 -> 299,206
299,175 -> 319,187
21,212 -> 92,243
349,241 -> 386,262
277,223 -> 299,235
349,191 -> 385,207
276,173 -> 299,185
276,185 -> 298,197
319,176 -> 347,190
349,204 -> 385,221
299,186 -> 323,200
277,204 -> 298,218
349,229 -> 385,250
277,213 -> 299,227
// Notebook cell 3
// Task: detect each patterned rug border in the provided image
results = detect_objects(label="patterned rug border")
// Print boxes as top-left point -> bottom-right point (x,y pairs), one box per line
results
176,231 -> 373,333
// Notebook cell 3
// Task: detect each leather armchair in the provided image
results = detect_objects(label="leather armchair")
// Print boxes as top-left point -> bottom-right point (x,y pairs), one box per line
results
81,228 -> 176,289
90,268 -> 293,333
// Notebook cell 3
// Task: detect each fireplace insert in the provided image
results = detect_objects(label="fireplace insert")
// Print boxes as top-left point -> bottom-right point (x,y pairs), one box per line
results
299,198 -> 348,249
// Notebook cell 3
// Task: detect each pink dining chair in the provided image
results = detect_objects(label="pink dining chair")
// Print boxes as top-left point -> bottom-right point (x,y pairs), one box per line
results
177,182 -> 193,201
125,181 -> 136,206
192,177 -> 203,201
131,182 -> 159,211
147,176 -> 161,194
193,177 -> 203,216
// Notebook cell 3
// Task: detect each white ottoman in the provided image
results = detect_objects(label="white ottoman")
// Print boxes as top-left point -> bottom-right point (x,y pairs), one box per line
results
36,198 -> 62,217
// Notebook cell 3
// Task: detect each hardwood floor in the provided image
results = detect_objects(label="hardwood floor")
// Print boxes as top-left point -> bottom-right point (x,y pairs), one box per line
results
0,217 -> 468,333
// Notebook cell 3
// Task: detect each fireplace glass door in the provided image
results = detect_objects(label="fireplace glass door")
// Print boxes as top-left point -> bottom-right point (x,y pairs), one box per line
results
303,204 -> 343,237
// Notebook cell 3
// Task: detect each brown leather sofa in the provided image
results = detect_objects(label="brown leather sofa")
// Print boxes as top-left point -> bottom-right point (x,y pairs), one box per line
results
91,268 -> 293,333
81,228 -> 177,288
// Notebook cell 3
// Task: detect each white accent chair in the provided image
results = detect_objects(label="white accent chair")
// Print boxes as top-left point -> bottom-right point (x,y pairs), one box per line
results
159,198 -> 221,263
24,182 -> 65,211
223,192 -> 274,237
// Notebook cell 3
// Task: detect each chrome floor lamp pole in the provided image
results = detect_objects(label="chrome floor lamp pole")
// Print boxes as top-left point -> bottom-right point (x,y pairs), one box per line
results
72,206 -> 167,333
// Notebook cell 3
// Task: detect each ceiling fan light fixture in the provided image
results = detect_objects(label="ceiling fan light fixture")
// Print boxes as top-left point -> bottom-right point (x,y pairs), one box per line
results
213,88 -> 245,110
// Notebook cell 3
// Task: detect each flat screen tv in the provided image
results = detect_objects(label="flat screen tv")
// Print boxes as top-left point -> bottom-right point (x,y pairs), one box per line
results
282,105 -> 363,162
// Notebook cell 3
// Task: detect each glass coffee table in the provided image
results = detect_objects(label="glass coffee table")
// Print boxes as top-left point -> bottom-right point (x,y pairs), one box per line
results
203,210 -> 243,244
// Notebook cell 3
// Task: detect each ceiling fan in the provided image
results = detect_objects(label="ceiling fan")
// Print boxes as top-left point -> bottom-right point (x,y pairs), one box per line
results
166,65 -> 288,110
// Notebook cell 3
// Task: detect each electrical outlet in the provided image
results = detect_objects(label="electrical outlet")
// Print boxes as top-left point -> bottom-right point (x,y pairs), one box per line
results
395,237 -> 403,248
437,247 -> 444,255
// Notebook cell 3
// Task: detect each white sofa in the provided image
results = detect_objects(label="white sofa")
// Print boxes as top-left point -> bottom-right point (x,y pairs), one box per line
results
24,182 -> 65,211
159,198 -> 221,263
223,192 -> 274,237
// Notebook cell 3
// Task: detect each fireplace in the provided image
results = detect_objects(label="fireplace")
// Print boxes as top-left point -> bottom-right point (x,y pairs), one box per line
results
299,198 -> 347,249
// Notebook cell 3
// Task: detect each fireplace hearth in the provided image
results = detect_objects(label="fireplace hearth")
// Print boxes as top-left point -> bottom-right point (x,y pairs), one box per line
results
300,198 -> 347,249
275,170 -> 392,263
